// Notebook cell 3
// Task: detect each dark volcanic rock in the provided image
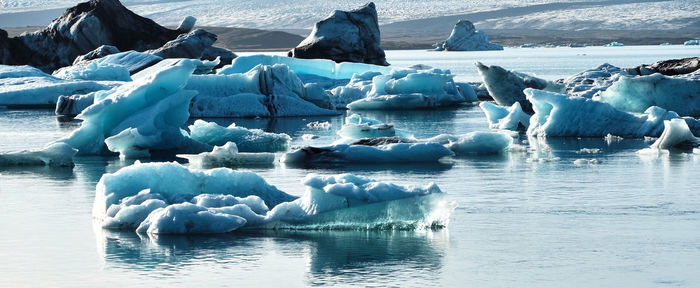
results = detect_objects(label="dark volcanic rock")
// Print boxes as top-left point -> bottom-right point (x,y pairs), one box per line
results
288,2 -> 389,66
625,57 -> 700,76
0,0 -> 200,72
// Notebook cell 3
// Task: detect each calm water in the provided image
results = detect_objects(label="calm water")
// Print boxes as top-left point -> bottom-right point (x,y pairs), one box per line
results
1,46 -> 700,287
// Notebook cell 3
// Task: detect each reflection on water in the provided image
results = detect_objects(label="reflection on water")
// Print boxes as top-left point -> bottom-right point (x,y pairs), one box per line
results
96,227 -> 447,286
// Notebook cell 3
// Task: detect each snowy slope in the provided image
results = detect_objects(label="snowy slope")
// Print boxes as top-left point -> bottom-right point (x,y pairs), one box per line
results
2,0 -> 698,32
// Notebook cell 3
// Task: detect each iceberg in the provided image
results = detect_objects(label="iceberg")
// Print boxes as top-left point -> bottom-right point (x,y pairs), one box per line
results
52,62 -> 132,82
0,65 -> 118,107
287,2 -> 389,66
603,42 -> 624,47
624,57 -> 699,77
187,120 -> 291,152
433,20 -> 503,51
188,64 -> 339,117
558,63 -> 625,99
0,143 -> 77,167
177,142 -> 275,168
281,143 -> 454,164
335,113 -> 411,142
75,50 -> 163,75
217,54 -> 392,80
58,58 -> 209,157
94,162 -> 454,234
525,88 -> 700,138
428,132 -> 513,155
684,39 -> 700,46
479,102 -> 531,131
345,69 -> 468,110
595,73 -> 700,117
475,62 -> 564,112
647,119 -> 699,150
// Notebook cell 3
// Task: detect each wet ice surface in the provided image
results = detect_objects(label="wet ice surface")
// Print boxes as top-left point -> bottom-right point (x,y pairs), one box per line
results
2,46 -> 700,287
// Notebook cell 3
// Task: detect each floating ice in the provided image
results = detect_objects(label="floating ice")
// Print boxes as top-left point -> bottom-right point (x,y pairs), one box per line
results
596,73 -> 700,117
189,64 -> 339,117
573,158 -> 599,165
336,113 -> 411,142
0,64 -> 117,107
58,59 -> 209,157
81,50 -> 164,74
302,134 -> 319,140
480,102 -> 531,131
177,142 -> 275,168
430,132 -> 513,155
603,42 -> 624,47
281,143 -> 454,164
647,119 -> 699,150
684,39 -> 700,46
52,62 -> 131,82
345,69 -> 467,110
187,120 -> 291,152
525,88 -> 700,138
306,121 -> 332,129
218,55 -> 391,80
94,162 -> 454,234
0,143 -> 77,167
475,62 -> 564,112
558,63 -> 624,99
433,20 -> 503,51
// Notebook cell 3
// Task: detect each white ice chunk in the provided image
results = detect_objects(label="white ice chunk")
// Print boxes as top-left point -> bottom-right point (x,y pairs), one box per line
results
480,101 -> 531,131
441,132 -> 513,155
177,142 -> 275,167
0,142 -> 77,167
649,119 -> 699,150
188,120 -> 291,152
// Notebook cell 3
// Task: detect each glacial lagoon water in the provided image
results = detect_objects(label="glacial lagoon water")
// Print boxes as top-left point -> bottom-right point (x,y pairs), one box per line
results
2,46 -> 700,287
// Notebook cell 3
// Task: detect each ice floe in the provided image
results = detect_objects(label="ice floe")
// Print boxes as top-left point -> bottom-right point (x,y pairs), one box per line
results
0,143 -> 77,167
187,120 -> 291,153
177,142 -> 275,168
94,162 -> 455,234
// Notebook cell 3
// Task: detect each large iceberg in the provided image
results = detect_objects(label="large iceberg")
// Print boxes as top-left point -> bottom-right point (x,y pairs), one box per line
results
525,88 -> 700,138
475,62 -> 564,113
0,64 -> 119,107
287,2 -> 389,66
433,20 -> 503,51
57,59 -> 209,157
187,120 -> 291,153
187,64 -> 339,117
595,73 -> 700,117
94,162 -> 454,234
558,63 -> 624,99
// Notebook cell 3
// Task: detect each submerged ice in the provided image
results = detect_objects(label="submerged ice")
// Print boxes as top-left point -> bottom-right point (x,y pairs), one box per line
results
94,162 -> 455,234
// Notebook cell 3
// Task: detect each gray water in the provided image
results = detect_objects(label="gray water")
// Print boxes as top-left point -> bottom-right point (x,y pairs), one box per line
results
1,46 -> 699,287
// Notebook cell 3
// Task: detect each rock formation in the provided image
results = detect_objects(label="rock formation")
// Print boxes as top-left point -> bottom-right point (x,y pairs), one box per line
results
288,2 -> 389,66
0,0 -> 235,72
434,20 -> 503,51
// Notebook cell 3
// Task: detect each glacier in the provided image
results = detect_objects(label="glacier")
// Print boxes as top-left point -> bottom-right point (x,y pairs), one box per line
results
94,162 -> 455,234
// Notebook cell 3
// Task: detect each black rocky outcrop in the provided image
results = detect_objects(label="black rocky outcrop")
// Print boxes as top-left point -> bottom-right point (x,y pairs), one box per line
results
288,2 -> 389,66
